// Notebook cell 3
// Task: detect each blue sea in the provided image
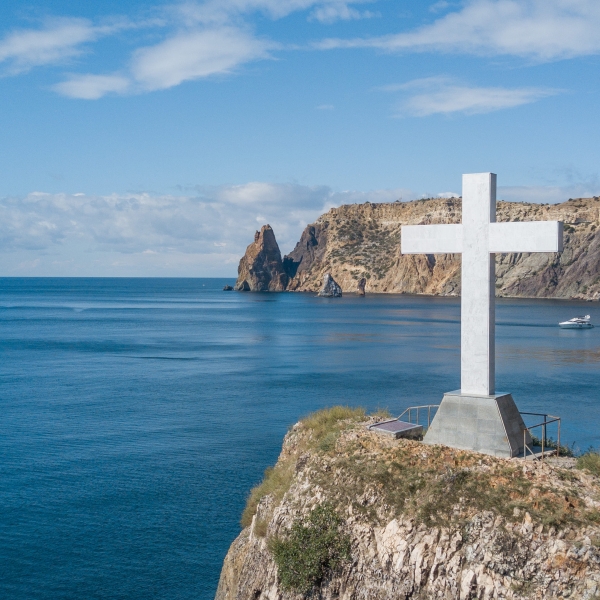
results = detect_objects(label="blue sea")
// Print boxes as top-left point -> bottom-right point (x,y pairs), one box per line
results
1,278 -> 599,599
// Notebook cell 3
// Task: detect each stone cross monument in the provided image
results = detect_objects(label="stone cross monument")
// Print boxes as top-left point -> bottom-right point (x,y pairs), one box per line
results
401,173 -> 563,457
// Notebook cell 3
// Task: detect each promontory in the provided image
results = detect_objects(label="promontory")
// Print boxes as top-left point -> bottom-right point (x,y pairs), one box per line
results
215,407 -> 600,600
235,196 -> 600,300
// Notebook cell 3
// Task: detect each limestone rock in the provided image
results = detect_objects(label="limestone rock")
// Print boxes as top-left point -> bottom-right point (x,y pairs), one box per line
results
215,415 -> 600,600
283,223 -> 328,290
234,225 -> 288,292
357,277 -> 366,296
284,196 -> 600,300
318,273 -> 342,297
223,285 -> 233,291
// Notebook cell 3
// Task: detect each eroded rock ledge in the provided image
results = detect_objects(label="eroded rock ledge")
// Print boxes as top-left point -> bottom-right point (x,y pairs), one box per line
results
216,409 -> 600,600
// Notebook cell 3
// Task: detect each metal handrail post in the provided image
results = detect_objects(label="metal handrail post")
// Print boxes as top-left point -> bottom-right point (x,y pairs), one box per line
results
541,424 -> 545,461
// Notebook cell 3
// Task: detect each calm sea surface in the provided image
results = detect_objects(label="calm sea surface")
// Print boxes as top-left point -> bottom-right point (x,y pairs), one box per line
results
1,278 -> 599,599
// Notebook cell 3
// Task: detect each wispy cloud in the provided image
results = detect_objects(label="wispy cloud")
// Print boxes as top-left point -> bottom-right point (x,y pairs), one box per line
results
131,27 -> 272,91
2,1 -> 379,98
0,183 -> 411,275
318,0 -> 600,61
309,3 -> 378,23
175,0 -> 374,23
385,77 -> 558,116
53,73 -> 131,99
54,26 -> 273,98
0,18 -> 98,75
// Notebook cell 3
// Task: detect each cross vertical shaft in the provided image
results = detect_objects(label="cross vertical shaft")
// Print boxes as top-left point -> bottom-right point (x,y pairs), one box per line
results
461,173 -> 496,396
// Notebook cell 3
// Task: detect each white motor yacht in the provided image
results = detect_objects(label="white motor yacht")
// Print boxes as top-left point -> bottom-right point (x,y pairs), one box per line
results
559,315 -> 593,328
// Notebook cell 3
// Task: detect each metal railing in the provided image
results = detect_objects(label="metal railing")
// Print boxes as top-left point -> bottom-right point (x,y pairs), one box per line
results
520,412 -> 561,460
397,404 -> 440,429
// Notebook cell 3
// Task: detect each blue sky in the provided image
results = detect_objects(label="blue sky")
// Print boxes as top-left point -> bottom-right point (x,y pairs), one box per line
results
1,0 -> 600,276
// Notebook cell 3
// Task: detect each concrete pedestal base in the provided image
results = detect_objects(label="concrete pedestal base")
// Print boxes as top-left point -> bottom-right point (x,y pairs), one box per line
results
423,390 -> 531,458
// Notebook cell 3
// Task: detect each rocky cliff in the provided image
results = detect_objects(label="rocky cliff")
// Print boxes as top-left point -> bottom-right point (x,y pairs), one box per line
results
216,408 -> 600,600
235,224 -> 288,292
280,196 -> 600,299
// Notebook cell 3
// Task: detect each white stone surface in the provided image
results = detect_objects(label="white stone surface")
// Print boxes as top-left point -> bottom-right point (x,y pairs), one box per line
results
401,223 -> 463,254
401,172 -> 563,396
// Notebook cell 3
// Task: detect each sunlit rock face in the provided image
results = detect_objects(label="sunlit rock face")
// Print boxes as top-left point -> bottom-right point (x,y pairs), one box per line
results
234,225 -> 288,292
283,196 -> 600,300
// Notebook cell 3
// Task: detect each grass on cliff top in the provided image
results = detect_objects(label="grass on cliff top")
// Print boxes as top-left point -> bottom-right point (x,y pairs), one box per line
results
577,452 -> 600,477
241,406 -> 369,528
315,438 -> 594,530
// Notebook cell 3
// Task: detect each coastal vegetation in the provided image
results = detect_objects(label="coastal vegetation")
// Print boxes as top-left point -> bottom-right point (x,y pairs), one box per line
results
578,451 -> 600,477
269,503 -> 351,594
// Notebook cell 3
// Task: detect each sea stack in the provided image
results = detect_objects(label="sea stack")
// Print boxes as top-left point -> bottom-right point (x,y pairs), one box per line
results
357,277 -> 366,296
318,273 -> 342,297
235,225 -> 288,292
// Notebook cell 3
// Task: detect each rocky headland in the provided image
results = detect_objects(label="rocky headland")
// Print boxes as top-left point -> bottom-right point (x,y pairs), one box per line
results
235,197 -> 600,300
216,408 -> 600,600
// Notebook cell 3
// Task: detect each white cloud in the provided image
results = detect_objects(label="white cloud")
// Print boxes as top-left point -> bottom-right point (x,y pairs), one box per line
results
0,18 -> 97,74
176,0 -> 374,23
318,0 -> 600,60
0,183 -> 411,276
54,26 -> 273,98
6,179 -> 594,276
3,1 -> 379,98
316,103 -> 334,110
131,27 -> 272,91
309,4 -> 377,23
53,73 -> 131,99
387,77 -> 558,116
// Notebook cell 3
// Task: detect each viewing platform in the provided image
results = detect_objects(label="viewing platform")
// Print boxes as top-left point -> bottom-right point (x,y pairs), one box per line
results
369,403 -> 562,461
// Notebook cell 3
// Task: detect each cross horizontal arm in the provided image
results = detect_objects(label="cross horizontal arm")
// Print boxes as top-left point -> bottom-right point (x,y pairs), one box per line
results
401,224 -> 463,254
489,221 -> 564,253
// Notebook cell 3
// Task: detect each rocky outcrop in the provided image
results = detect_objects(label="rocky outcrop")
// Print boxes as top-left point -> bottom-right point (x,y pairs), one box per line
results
318,273 -> 342,297
282,196 -> 600,300
284,224 -> 329,286
357,277 -> 366,296
235,225 -> 288,292
216,410 -> 600,600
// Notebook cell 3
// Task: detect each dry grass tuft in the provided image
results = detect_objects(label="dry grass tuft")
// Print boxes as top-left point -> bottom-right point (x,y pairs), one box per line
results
241,460 -> 295,527
241,406 -> 367,527
577,452 -> 600,477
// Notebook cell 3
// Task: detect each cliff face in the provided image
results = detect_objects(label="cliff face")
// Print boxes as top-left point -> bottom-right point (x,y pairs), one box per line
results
216,411 -> 600,600
283,197 -> 600,300
235,224 -> 288,292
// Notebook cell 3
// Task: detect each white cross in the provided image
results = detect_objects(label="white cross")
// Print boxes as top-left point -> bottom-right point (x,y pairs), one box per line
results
401,173 -> 563,396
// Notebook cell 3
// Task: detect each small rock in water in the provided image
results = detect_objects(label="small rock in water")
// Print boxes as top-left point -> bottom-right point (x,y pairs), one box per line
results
223,285 -> 233,291
318,273 -> 342,297
357,277 -> 366,296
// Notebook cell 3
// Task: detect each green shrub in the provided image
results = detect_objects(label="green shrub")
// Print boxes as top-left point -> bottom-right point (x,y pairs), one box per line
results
577,452 -> 600,476
270,503 -> 351,594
